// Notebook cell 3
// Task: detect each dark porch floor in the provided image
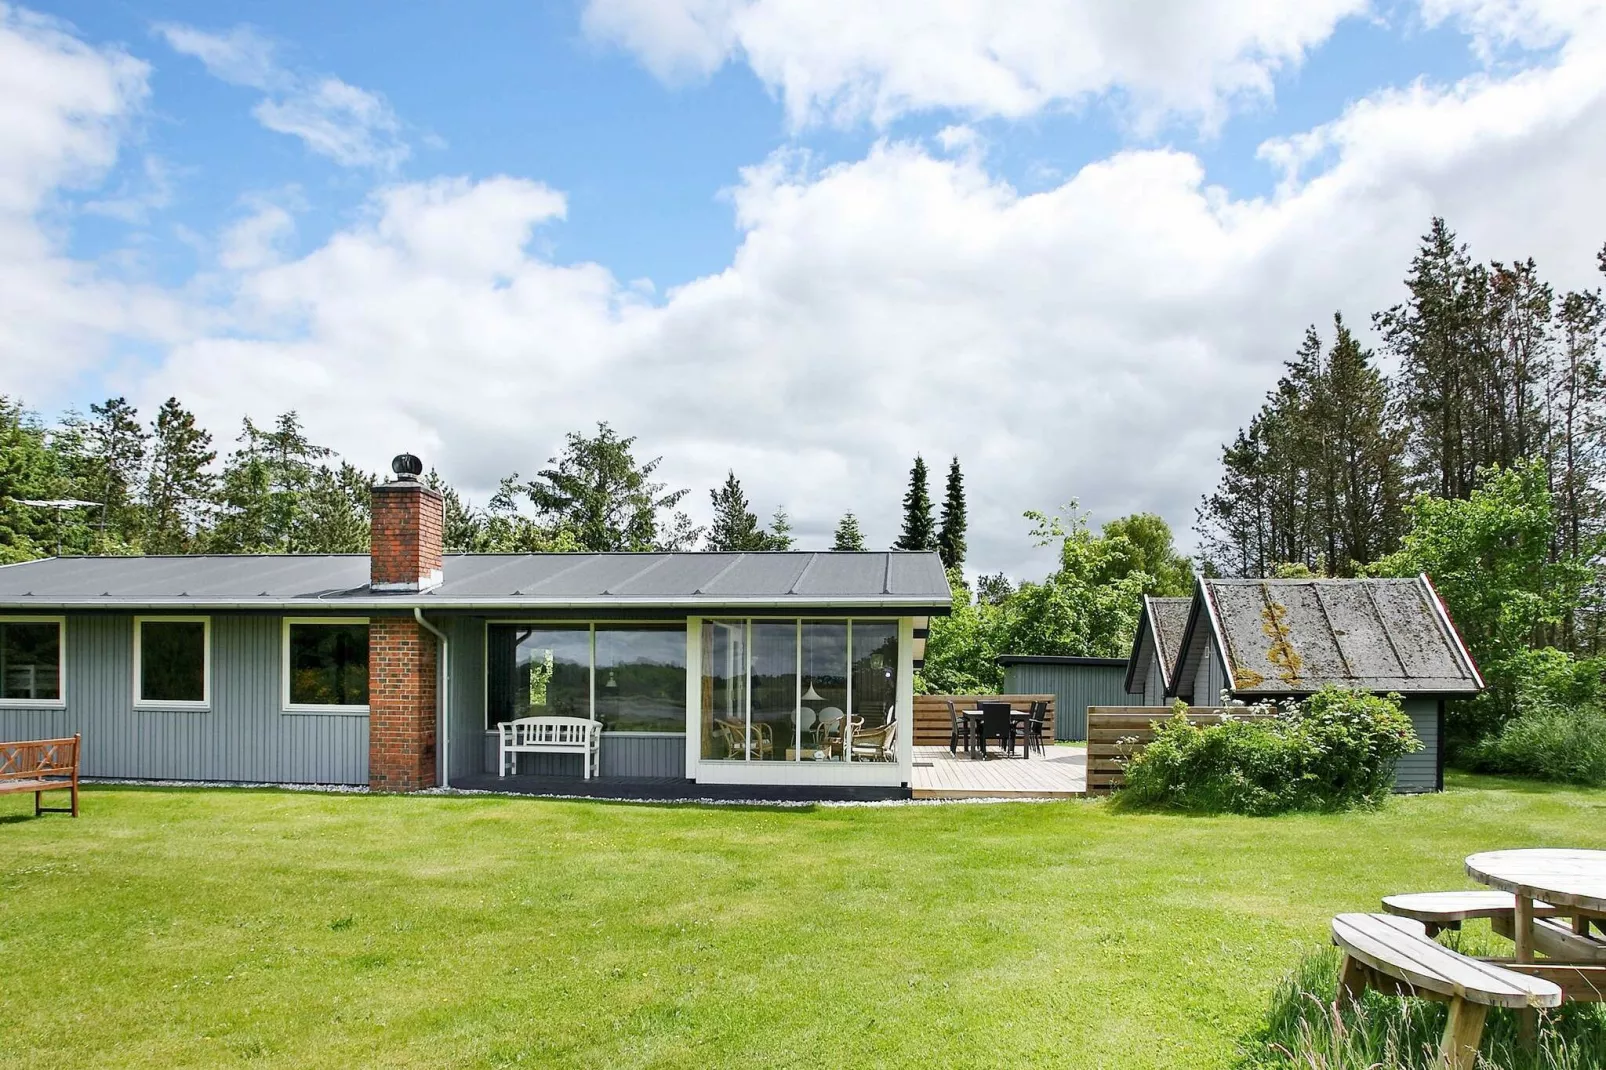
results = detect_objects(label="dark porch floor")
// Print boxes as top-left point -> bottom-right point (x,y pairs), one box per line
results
449,772 -> 909,803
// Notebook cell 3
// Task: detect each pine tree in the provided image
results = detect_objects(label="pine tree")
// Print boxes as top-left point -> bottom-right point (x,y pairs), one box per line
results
833,512 -> 866,551
212,412 -> 331,552
766,509 -> 794,550
894,456 -> 936,551
142,398 -> 215,553
83,397 -> 147,549
705,470 -> 769,551
1198,315 -> 1405,576
523,423 -> 689,552
936,456 -> 967,568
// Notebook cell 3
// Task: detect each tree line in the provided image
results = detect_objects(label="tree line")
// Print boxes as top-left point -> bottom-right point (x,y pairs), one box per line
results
1197,219 -> 1606,778
1198,220 -> 1606,649
0,397 -> 978,564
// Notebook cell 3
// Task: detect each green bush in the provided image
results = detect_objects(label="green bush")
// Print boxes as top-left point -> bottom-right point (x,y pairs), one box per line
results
1119,687 -> 1421,815
1459,647 -> 1606,786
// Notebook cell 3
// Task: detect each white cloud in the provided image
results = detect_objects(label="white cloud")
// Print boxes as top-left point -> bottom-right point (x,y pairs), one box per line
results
6,4 -> 1606,577
583,0 -> 1370,129
157,23 -> 408,170
0,4 -> 185,399
253,78 -> 408,170
152,22 -> 282,90
218,195 -> 298,272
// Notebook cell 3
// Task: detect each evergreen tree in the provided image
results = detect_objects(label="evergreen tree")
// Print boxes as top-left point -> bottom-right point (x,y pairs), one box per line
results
832,512 -> 866,551
705,471 -> 769,551
522,423 -> 691,552
212,412 -> 331,552
0,397 -> 55,562
894,455 -> 936,551
83,397 -> 147,548
142,398 -> 215,553
936,456 -> 967,569
767,509 -> 794,550
1198,314 -> 1405,576
296,462 -> 372,553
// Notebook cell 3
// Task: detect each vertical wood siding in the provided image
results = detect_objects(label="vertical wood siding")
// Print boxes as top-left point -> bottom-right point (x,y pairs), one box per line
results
445,616 -> 486,783
1395,696 -> 1441,793
998,664 -> 1127,741
0,614 -> 367,785
1144,652 -> 1166,706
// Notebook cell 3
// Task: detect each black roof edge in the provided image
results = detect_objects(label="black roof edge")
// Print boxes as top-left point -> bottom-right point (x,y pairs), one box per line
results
995,655 -> 1127,668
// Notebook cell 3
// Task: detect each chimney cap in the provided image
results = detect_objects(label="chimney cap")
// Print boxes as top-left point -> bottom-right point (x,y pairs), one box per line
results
391,452 -> 424,480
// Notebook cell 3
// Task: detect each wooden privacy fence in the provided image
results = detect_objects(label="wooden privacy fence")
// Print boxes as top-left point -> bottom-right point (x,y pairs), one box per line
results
911,695 -> 1056,747
1086,707 -> 1276,794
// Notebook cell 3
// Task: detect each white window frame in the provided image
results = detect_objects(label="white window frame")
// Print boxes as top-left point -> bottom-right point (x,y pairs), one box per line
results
133,615 -> 211,710
0,615 -> 67,708
282,617 -> 371,715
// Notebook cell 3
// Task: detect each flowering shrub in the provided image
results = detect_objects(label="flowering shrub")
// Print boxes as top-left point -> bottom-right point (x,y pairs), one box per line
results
1119,687 -> 1421,815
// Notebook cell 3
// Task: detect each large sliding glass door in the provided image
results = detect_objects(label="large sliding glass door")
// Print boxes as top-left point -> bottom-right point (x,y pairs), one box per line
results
487,623 -> 687,731
699,619 -> 899,763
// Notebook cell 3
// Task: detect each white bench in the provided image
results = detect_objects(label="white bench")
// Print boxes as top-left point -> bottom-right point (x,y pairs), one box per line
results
498,717 -> 602,780
1332,912 -> 1562,1070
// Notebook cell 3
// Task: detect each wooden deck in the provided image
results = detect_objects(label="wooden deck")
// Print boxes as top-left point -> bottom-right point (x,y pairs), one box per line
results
910,745 -> 1086,799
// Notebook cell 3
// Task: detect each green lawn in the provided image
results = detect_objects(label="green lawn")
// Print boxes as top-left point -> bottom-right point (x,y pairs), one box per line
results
4,776 -> 1605,1069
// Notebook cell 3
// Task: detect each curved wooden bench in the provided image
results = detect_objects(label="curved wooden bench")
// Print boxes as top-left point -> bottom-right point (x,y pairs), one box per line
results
1383,891 -> 1561,937
1332,913 -> 1562,1070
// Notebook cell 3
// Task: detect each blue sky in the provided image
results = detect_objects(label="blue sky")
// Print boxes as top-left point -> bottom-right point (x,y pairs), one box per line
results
50,1 -> 1486,297
4,0 -> 1605,575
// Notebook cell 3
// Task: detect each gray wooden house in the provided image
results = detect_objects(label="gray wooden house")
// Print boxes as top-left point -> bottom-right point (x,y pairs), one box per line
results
0,458 -> 950,796
1166,575 -> 1483,792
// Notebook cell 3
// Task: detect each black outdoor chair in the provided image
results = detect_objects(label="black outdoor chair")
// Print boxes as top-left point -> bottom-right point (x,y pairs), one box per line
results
947,698 -> 971,755
975,701 -> 1015,759
1022,700 -> 1048,756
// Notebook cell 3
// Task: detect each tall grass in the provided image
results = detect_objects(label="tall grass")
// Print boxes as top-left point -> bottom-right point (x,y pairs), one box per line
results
1239,942 -> 1606,1070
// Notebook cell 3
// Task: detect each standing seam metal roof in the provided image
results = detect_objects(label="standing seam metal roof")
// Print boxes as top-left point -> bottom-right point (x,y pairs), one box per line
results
0,551 -> 952,609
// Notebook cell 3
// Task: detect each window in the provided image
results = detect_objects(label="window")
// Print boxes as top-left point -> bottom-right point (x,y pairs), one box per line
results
134,617 -> 209,708
700,619 -> 899,763
0,617 -> 64,706
485,623 -> 688,731
284,619 -> 369,711
595,625 -> 688,732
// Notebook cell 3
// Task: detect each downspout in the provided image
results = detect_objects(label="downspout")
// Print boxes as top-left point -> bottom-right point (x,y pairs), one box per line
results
414,607 -> 450,790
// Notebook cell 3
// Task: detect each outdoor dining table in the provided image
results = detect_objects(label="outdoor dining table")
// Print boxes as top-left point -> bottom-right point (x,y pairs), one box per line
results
960,707 -> 1033,758
1465,848 -> 1606,958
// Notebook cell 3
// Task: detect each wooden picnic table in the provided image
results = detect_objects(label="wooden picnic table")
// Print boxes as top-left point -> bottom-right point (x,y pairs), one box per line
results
1465,849 -> 1606,1039
1467,849 -> 1606,958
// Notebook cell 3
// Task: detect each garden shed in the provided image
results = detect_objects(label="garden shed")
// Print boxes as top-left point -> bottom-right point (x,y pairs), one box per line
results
1168,574 -> 1483,792
996,655 -> 1128,741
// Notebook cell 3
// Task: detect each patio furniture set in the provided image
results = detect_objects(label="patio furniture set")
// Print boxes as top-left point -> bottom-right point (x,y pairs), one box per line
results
945,699 -> 1049,759
1332,848 -> 1606,1069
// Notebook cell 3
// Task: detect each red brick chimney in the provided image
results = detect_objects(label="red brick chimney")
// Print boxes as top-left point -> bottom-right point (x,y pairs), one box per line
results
370,453 -> 443,592
367,453 -> 443,791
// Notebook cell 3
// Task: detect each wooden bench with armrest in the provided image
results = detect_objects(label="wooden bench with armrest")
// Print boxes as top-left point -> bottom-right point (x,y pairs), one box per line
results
0,735 -> 81,817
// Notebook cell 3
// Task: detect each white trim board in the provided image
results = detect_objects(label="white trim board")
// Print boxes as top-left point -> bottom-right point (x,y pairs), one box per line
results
0,614 -> 67,708
132,615 -> 211,710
